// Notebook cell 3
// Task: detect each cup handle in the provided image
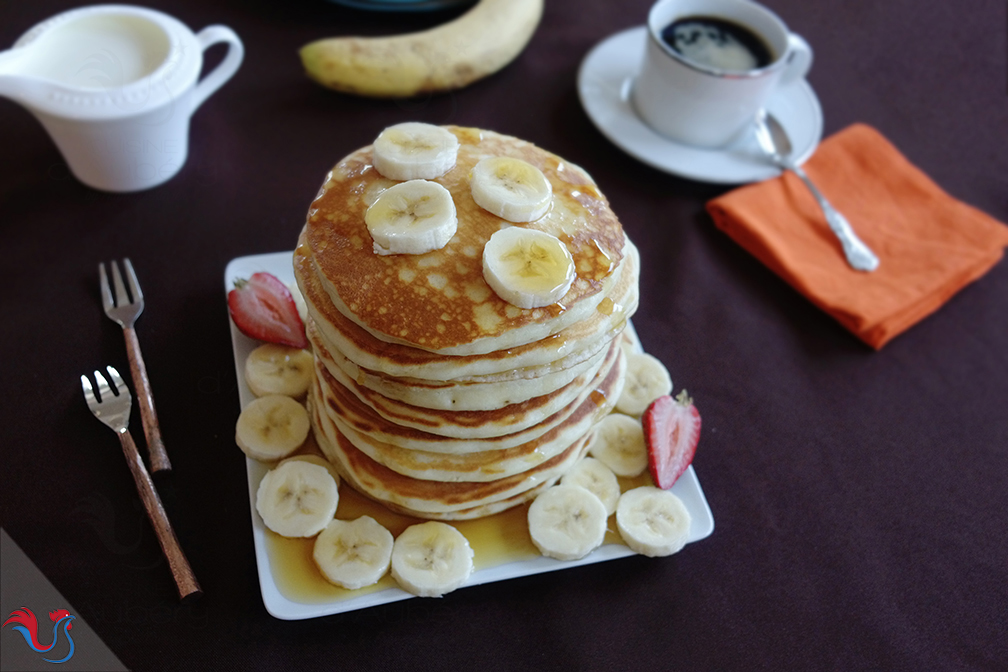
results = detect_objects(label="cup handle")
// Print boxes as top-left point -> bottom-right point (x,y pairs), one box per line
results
779,33 -> 813,86
191,25 -> 244,113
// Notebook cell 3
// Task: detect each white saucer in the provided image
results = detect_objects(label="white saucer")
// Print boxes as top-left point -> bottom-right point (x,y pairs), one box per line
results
577,27 -> 823,184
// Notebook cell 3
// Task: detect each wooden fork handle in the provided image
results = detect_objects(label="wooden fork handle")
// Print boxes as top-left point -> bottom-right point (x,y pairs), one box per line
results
117,429 -> 202,601
123,326 -> 172,473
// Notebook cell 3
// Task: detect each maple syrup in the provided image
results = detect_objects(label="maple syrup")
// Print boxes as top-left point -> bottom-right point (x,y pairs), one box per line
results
264,470 -> 653,603
597,297 -> 615,316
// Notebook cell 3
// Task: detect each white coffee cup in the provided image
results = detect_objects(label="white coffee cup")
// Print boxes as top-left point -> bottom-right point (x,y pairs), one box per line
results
0,5 -> 244,192
632,0 -> 812,148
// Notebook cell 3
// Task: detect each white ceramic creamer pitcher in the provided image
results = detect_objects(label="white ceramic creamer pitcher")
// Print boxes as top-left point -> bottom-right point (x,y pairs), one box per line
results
0,5 -> 243,192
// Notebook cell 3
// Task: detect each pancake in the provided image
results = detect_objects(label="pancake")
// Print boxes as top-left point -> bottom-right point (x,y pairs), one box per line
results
313,343 -> 625,482
295,237 -> 638,381
314,342 -> 624,454
302,127 -> 626,356
311,396 -> 592,520
311,330 -> 619,440
311,318 -> 609,412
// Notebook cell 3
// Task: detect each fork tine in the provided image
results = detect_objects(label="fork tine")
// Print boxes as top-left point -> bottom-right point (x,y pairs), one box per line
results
106,365 -> 131,401
99,263 -> 114,312
81,374 -> 99,411
94,369 -> 112,402
122,258 -> 144,305
110,260 -> 130,307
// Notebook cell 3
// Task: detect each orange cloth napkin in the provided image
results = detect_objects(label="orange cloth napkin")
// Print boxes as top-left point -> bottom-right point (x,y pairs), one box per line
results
707,123 -> 1008,349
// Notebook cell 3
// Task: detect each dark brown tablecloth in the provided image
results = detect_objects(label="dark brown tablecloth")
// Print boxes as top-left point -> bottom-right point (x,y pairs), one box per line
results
2,1 -> 1006,670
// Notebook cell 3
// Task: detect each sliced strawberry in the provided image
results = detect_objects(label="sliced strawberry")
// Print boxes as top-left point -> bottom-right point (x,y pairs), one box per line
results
642,390 -> 701,489
228,272 -> 308,348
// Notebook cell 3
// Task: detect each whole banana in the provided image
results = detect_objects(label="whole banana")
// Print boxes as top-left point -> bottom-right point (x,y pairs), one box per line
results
300,0 -> 544,98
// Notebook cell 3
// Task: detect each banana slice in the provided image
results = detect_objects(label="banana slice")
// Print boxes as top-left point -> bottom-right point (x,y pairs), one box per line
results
236,395 -> 311,461
482,227 -> 575,309
527,484 -> 608,561
588,413 -> 648,477
470,156 -> 552,222
616,352 -> 673,416
390,521 -> 473,597
560,457 -> 620,516
372,123 -> 459,181
245,343 -> 314,398
279,453 -> 340,488
286,281 -> 308,324
255,460 -> 339,538
616,486 -> 692,557
365,179 -> 457,256
313,515 -> 393,589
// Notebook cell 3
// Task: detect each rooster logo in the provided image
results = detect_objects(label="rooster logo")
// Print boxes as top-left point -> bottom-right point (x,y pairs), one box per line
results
3,607 -> 76,663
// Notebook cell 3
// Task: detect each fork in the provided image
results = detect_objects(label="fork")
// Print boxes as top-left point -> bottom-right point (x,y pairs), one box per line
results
99,259 -> 171,472
82,366 -> 201,600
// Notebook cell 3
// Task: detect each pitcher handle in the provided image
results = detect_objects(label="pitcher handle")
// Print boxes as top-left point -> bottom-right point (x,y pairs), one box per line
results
191,25 -> 244,113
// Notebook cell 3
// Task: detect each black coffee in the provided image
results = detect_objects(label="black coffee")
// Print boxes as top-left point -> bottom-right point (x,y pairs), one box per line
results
661,16 -> 773,72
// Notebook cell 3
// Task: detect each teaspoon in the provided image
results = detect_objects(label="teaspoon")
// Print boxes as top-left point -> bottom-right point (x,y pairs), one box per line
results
753,109 -> 879,272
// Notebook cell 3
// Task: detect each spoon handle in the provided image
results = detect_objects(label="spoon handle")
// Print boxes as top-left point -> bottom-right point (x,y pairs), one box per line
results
787,161 -> 880,272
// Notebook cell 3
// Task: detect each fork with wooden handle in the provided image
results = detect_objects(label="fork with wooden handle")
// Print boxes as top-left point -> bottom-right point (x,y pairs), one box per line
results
81,366 -> 201,600
99,259 -> 171,472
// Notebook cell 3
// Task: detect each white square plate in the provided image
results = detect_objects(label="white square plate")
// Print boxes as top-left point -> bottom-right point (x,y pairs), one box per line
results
226,251 -> 715,620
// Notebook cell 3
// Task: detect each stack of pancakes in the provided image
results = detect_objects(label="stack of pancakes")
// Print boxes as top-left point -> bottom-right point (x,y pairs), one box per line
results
294,127 -> 639,520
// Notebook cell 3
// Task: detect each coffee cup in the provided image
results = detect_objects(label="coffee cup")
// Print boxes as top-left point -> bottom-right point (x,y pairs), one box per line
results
0,5 -> 244,192
632,0 -> 812,148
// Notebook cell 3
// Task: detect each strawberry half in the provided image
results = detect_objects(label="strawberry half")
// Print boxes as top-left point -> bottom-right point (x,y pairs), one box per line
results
642,390 -> 701,489
227,272 -> 308,348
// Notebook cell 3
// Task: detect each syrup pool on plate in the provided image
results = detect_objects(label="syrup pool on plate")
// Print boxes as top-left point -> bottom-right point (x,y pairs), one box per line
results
263,446 -> 653,603
264,475 -> 541,603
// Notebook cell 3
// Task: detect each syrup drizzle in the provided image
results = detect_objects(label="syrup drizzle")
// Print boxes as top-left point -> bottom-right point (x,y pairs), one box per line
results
264,468 -> 653,603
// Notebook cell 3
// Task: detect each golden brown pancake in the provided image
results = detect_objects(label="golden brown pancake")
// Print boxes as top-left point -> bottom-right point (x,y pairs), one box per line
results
310,318 -> 610,411
312,339 -> 624,454
314,344 -> 625,482
310,328 -> 621,440
302,127 -> 626,355
295,234 -> 638,381
310,394 -> 592,520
